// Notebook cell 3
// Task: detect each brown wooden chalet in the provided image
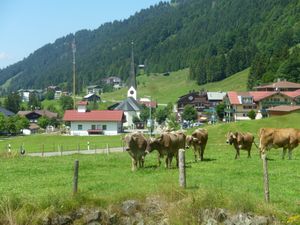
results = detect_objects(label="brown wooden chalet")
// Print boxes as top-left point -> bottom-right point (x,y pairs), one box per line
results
177,91 -> 210,113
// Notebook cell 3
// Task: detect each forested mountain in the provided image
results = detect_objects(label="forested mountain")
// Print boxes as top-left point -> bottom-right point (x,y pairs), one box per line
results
0,0 -> 300,94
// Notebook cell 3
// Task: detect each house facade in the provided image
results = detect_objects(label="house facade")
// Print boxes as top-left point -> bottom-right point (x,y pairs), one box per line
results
224,90 -> 300,121
63,102 -> 124,136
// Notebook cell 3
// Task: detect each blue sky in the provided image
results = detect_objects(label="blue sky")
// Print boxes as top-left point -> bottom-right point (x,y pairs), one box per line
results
0,0 -> 163,69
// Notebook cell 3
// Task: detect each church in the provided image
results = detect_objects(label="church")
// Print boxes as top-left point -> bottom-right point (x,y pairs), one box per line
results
111,42 -> 142,128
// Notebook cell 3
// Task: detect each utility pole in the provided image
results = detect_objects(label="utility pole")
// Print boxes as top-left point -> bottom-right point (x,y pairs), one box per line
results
149,96 -> 152,136
72,37 -> 76,109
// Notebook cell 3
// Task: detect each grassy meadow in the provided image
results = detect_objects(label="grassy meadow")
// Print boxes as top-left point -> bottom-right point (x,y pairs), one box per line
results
0,113 -> 300,224
101,68 -> 249,104
0,134 -> 124,153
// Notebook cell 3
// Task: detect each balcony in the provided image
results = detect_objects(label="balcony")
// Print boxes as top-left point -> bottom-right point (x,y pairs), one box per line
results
224,108 -> 235,113
261,101 -> 291,107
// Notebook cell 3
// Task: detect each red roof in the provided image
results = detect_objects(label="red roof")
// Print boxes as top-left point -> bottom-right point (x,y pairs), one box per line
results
249,91 -> 276,101
77,101 -> 88,106
138,100 -> 157,108
227,92 -> 241,105
255,81 -> 300,89
267,105 -> 300,112
63,110 -> 124,122
284,89 -> 300,98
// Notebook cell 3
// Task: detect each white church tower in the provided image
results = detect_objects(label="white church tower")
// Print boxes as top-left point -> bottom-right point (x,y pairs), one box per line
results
127,41 -> 137,100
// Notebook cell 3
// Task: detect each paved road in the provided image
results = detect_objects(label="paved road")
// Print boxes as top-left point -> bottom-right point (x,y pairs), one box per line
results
28,147 -> 125,157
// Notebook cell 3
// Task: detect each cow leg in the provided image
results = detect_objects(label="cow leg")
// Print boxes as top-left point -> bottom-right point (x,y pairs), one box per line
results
248,149 -> 251,158
235,149 -> 240,159
194,147 -> 198,162
282,148 -> 287,160
288,148 -> 293,160
131,158 -> 137,171
158,154 -> 161,167
200,146 -> 204,161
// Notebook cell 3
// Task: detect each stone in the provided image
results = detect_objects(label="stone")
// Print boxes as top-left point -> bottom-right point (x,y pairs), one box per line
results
109,213 -> 118,225
84,209 -> 101,223
215,208 -> 228,222
121,200 -> 139,216
253,216 -> 269,225
206,218 -> 218,225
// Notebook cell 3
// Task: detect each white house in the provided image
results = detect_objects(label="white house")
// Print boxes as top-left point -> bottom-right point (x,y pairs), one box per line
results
63,101 -> 125,136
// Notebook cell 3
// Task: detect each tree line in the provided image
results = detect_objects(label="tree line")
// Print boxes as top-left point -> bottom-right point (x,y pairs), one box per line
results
0,0 -> 299,94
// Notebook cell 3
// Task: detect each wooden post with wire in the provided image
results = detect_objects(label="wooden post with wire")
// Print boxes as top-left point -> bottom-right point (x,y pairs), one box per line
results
262,153 -> 270,203
179,149 -> 186,188
73,160 -> 79,195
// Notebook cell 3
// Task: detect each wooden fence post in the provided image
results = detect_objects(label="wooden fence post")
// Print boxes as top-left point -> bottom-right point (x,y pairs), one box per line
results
106,144 -> 110,155
87,141 -> 90,151
262,153 -> 270,203
73,160 -> 79,195
179,149 -> 186,188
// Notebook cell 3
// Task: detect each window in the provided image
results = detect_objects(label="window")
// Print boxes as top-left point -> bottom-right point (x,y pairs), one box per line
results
102,125 -> 107,130
78,125 -> 83,130
91,125 -> 96,130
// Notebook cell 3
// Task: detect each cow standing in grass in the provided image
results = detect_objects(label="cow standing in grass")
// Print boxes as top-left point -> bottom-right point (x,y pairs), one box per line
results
259,128 -> 300,159
186,128 -> 208,162
146,131 -> 186,168
226,131 -> 257,159
124,133 -> 147,171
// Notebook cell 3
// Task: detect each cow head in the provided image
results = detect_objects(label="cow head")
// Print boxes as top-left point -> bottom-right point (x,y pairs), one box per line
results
186,135 -> 198,149
226,132 -> 237,145
123,134 -> 139,151
145,137 -> 156,154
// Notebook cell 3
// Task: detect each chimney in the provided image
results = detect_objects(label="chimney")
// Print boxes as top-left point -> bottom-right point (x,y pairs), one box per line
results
77,101 -> 88,112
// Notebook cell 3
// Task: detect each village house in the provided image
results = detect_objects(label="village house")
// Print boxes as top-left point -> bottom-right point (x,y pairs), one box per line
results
83,93 -> 101,102
86,85 -> 102,95
254,79 -> 300,92
63,101 -> 125,136
18,109 -> 58,134
102,76 -> 123,89
18,89 -> 43,102
224,90 -> 300,121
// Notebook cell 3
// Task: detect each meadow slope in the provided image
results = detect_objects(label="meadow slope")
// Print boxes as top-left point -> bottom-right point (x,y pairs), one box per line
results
101,68 -> 249,104
0,113 -> 299,224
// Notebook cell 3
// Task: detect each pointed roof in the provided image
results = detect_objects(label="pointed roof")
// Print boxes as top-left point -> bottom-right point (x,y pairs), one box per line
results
114,97 -> 141,112
63,110 -> 124,122
0,107 -> 15,117
128,41 -> 137,89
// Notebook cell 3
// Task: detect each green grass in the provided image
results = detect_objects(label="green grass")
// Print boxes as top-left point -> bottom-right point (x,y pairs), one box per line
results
101,68 -> 249,104
0,134 -> 124,153
0,113 -> 299,223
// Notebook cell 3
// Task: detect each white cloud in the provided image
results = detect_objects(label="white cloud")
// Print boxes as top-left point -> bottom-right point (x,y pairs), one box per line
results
0,52 -> 9,60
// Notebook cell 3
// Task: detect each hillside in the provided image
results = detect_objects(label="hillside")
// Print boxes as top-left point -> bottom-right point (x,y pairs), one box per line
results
102,68 -> 249,103
0,0 -> 300,93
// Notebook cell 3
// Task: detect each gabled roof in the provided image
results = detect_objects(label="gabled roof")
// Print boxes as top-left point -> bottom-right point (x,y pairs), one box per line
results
18,110 -> 57,118
255,81 -> 300,89
207,92 -> 226,101
249,91 -> 277,101
227,92 -> 242,105
63,110 -> 124,122
114,97 -> 141,111
267,105 -> 300,112
84,93 -> 100,99
0,107 -> 15,117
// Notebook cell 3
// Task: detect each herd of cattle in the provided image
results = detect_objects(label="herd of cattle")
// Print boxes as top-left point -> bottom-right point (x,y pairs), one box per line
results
123,127 -> 300,171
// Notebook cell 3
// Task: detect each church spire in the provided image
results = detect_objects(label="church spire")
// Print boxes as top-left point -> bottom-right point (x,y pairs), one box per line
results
129,41 -> 137,89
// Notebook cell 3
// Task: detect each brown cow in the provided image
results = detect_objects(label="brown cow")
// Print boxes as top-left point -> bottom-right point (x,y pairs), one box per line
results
146,131 -> 186,168
259,128 -> 300,159
226,131 -> 257,159
124,132 -> 147,171
186,128 -> 208,161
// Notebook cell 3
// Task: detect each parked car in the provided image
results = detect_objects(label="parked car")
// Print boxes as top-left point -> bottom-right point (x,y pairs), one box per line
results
192,122 -> 204,127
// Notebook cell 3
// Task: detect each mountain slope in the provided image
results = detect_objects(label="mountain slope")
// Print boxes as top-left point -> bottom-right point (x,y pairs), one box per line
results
0,0 -> 299,93
102,68 -> 249,104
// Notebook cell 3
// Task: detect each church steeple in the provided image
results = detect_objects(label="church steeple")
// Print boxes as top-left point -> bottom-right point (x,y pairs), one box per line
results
127,41 -> 137,100
128,41 -> 137,89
